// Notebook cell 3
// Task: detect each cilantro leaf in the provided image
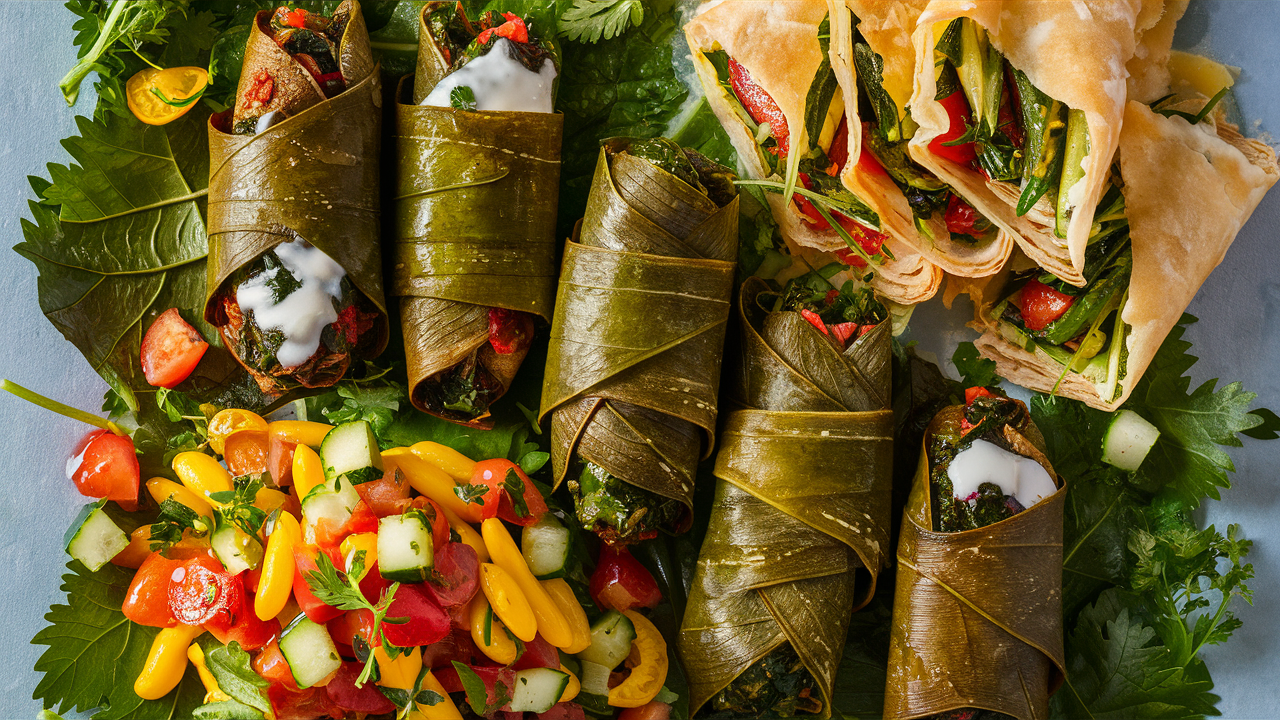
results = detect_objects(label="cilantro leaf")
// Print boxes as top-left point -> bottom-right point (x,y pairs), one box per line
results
560,0 -> 644,43
1126,316 -> 1269,507
952,341 -> 1000,389
503,468 -> 531,518
1052,589 -> 1221,719
203,642 -> 270,714
32,562 -> 205,719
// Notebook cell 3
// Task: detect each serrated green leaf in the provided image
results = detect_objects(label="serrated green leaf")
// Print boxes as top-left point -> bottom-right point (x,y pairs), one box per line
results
952,340 -> 999,389
32,562 -> 206,719
560,0 -> 643,43
204,642 -> 270,713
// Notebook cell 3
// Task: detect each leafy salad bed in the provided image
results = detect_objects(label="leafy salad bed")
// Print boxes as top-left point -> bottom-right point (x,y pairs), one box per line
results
16,1 -> 1280,719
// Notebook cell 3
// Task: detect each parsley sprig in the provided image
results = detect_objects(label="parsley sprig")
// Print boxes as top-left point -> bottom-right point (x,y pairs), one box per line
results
560,0 -> 644,44
149,498 -> 210,552
209,473 -> 268,538
304,550 -> 405,687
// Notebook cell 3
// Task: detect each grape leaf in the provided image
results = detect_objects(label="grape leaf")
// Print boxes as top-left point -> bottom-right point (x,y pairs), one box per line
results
32,561 -> 205,719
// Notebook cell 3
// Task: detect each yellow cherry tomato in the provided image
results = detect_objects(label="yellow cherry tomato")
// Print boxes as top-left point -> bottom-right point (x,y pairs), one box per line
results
111,525 -> 152,570
479,562 -> 537,642
207,409 -> 268,456
255,511 -> 299,621
146,477 -> 214,519
542,578 -> 593,654
469,594 -> 518,665
135,623 -> 203,700
268,420 -> 333,448
481,518 -> 574,649
188,643 -> 231,704
559,663 -> 581,703
382,447 -> 482,523
292,443 -> 326,501
172,452 -> 234,506
126,66 -> 208,126
607,611 -> 669,708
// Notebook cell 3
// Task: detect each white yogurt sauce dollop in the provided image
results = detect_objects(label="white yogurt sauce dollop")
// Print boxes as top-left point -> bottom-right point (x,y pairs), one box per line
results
948,439 -> 1057,510
236,238 -> 346,369
421,37 -> 556,113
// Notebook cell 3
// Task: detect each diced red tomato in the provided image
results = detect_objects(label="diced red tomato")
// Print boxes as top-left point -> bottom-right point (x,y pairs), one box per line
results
140,308 -> 209,389
589,546 -> 662,612
254,640 -> 297,690
929,91 -> 978,167
944,193 -> 986,237
67,429 -> 140,510
513,634 -> 560,671
358,562 -> 392,604
476,12 -> 529,45
488,307 -> 536,355
540,703 -> 588,720
833,225 -> 888,269
827,116 -> 850,172
382,583 -> 451,647
427,541 -> 480,608
464,459 -> 548,526
205,593 -> 281,650
799,309 -> 828,336
354,469 -> 412,517
281,7 -> 309,28
267,684 -> 345,720
122,552 -> 183,628
245,70 -> 274,107
342,501 -> 380,537
830,322 -> 858,346
965,387 -> 997,405
1017,279 -> 1076,331
327,609 -> 373,656
728,56 -> 789,154
293,546 -> 345,623
856,124 -> 889,177
168,553 -> 243,626
268,435 -> 296,487
618,701 -> 672,720
421,628 -> 479,668
405,497 -> 452,551
326,661 -> 396,713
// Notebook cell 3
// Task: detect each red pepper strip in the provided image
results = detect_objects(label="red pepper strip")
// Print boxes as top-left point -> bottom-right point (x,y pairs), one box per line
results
965,386 -> 996,405
829,322 -> 858,346
1017,279 -> 1076,331
930,91 -> 978,168
728,56 -> 789,154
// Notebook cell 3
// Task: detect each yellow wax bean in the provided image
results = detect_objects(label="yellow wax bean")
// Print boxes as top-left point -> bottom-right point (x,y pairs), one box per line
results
145,477 -> 213,518
374,647 -> 462,720
188,643 -> 231,704
292,443 -> 326,500
383,448 -> 482,523
559,663 -> 581,703
469,594 -> 518,665
268,420 -> 333,448
172,452 -> 234,506
134,623 -> 203,700
442,507 -> 489,563
481,518 -> 574,649
340,532 -> 378,578
410,441 -> 475,481
255,512 -> 299,621
542,578 -> 593,654
480,562 -> 537,642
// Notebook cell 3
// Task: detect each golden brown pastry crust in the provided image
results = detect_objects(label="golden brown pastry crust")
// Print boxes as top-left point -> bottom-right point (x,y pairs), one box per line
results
685,0 -> 942,305
907,0 -> 1152,285
975,103 -> 1278,410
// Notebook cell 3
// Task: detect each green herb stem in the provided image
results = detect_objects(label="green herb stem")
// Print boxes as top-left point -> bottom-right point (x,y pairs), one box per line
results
1,379 -> 122,435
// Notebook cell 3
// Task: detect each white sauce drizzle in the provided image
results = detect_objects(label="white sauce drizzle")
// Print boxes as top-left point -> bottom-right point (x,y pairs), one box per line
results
236,238 -> 346,369
421,37 -> 556,113
948,438 -> 1056,510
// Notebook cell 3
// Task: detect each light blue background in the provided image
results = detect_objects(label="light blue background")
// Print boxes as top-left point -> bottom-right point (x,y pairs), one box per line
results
0,1 -> 1275,717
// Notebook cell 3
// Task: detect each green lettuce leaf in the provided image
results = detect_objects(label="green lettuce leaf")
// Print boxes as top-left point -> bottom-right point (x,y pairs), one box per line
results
32,562 -> 205,719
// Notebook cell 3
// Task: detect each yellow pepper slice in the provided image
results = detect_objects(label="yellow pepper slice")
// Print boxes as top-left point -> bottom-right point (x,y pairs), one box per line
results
443,507 -> 489,563
375,647 -> 463,720
188,643 -> 232,704
469,594 -> 518,665
207,409 -> 268,456
146,477 -> 214,519
135,623 -> 203,700
541,578 -> 593,654
607,611 -> 669,708
267,420 -> 333,448
255,512 -> 299,621
481,518 -> 574,649
480,562 -> 537,642
126,66 -> 208,126
559,663 -> 581,703
292,443 -> 327,501
382,447 -> 482,523
172,452 -> 234,506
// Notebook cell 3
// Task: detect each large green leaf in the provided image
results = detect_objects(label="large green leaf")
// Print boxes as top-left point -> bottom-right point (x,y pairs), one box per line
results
13,108 -> 248,412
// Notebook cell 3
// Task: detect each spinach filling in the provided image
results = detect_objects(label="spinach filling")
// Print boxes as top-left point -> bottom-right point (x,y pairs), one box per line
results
929,394 -> 1034,533
710,643 -> 822,718
567,462 -> 684,544
413,351 -> 505,423
993,183 -> 1131,401
424,3 -> 559,82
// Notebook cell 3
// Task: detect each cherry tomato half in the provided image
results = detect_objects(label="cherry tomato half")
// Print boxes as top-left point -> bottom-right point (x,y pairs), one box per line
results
929,90 -> 978,167
140,308 -> 209,389
728,56 -> 789,154
67,429 -> 140,510
589,545 -> 662,612
168,554 -> 243,626
1017,279 -> 1076,332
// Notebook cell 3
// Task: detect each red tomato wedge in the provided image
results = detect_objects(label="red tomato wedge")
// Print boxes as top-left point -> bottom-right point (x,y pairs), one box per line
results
421,628 -> 479,669
168,553 -> 243,626
354,469 -> 411,517
268,434 -> 296,486
254,639 -> 297,690
382,583 -> 450,648
326,661 -> 396,713
966,386 -> 997,405
1017,279 -> 1076,331
463,459 -> 547,526
589,545 -> 662,612
944,193 -> 985,236
140,307 -> 209,389
728,56 -> 789,154
67,429 -> 140,510
513,634 -> 560,670
427,541 -> 480,608
929,90 -> 978,167
122,552 -> 183,628
293,546 -> 345,623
